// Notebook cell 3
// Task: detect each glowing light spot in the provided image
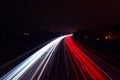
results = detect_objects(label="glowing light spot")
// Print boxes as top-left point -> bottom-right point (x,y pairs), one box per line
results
96,37 -> 99,40
84,36 -> 88,39
24,33 -> 29,36
105,36 -> 109,39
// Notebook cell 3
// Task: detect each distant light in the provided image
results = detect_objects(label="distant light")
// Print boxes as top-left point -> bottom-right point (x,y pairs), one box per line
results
24,33 -> 29,36
84,36 -> 88,39
105,35 -> 112,40
105,36 -> 109,39
96,37 -> 99,40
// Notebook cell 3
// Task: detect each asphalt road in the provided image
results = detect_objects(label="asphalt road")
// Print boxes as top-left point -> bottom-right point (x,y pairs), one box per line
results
0,35 -> 120,80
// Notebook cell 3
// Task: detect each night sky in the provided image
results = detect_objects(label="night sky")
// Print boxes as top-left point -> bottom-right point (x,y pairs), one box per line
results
0,0 -> 120,32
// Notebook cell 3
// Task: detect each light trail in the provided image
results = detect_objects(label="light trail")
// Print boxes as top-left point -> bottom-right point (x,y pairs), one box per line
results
72,39 -> 120,80
64,36 -> 112,80
0,35 -> 72,80
1,34 -> 119,80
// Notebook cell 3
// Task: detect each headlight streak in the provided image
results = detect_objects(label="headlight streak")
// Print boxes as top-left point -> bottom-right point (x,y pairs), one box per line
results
30,44 -> 56,80
2,44 -> 54,80
1,35 -> 70,80
32,38 -> 61,80
37,43 -> 57,80
64,36 -> 112,80
14,44 -> 56,80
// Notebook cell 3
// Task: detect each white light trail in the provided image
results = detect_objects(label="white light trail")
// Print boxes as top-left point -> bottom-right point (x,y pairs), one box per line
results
0,35 -> 72,80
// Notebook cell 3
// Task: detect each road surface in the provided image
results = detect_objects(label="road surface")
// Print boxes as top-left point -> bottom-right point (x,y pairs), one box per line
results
0,35 -> 120,80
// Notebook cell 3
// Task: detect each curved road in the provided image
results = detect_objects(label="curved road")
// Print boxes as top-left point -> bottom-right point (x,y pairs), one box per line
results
0,35 -> 120,80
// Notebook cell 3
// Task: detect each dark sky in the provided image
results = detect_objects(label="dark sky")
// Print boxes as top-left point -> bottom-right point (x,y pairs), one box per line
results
0,0 -> 120,32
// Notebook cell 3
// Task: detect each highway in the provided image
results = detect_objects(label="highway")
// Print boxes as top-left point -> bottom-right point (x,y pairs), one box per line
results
0,34 -> 120,80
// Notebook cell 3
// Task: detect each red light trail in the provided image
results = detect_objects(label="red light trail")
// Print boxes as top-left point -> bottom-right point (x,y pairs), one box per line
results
64,36 -> 112,80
